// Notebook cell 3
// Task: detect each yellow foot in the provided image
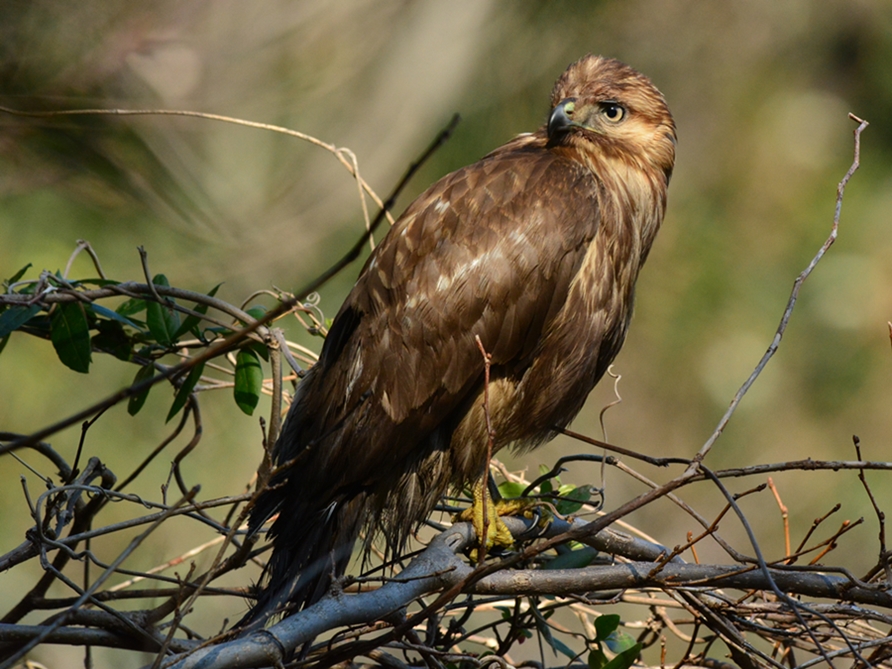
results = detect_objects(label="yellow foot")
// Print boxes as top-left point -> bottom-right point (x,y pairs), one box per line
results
458,477 -> 532,552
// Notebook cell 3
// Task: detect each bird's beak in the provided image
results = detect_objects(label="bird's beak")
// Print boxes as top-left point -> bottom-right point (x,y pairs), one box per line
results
547,98 -> 579,140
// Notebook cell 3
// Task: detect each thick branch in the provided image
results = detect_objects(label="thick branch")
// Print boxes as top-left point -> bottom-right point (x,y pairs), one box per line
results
160,517 -> 892,669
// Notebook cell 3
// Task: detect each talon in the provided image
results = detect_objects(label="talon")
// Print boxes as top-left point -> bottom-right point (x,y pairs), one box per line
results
458,477 -> 534,552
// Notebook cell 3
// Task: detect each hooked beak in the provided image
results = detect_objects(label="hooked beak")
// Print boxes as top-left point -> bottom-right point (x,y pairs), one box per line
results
547,98 -> 578,140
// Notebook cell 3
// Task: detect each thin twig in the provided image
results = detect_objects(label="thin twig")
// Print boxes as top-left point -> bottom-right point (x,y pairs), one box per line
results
691,114 -> 869,467
853,436 -> 892,585
766,478 -> 791,561
62,240 -> 106,281
0,104 -> 395,225
138,247 -> 165,306
0,488 -> 199,668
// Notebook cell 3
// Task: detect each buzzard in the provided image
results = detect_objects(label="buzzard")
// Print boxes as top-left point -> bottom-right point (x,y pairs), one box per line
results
243,55 -> 676,625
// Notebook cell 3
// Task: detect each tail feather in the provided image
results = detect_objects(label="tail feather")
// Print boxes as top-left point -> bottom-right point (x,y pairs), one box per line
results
238,492 -> 368,629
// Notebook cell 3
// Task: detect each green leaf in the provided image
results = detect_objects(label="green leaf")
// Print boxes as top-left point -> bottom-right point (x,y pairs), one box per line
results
591,617 -> 637,669
601,644 -> 641,669
145,275 -> 180,345
244,305 -> 267,322
89,303 -> 143,329
0,335 -> 8,356
128,364 -> 155,416
234,348 -> 263,415
603,630 -> 638,655
545,631 -> 576,659
0,304 -> 41,339
544,546 -> 599,570
248,340 -> 270,361
594,614 -> 621,641
167,361 -> 205,422
3,264 -> 33,313
538,464 -> 559,495
6,263 -> 32,285
50,302 -> 92,373
116,298 -> 147,317
588,649 -> 609,669
497,481 -> 527,498
17,314 -> 51,335
534,608 -> 576,659
556,484 -> 594,515
173,283 -> 221,339
91,319 -> 132,361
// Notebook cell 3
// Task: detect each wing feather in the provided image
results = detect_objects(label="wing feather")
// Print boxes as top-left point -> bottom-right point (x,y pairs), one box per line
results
288,134 -> 600,493
246,55 -> 676,623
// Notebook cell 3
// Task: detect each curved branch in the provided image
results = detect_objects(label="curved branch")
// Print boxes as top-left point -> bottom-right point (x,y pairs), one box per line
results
1,282 -> 263,334
0,104 -> 395,227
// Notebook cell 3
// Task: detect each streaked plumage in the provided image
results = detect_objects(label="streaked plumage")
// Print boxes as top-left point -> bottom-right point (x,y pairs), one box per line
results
243,55 -> 676,625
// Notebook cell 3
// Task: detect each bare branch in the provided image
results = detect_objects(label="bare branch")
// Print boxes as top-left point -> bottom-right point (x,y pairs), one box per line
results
692,115 -> 869,466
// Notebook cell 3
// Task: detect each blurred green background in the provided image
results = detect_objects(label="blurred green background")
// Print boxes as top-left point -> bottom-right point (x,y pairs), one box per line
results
2,1 -> 892,665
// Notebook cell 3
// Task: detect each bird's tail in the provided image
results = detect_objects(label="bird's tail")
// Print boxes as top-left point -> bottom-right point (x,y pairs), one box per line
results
238,492 -> 368,630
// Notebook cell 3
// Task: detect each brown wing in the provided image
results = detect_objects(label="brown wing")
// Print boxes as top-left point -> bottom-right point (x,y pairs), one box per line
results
243,54 -> 676,624
287,131 -> 601,496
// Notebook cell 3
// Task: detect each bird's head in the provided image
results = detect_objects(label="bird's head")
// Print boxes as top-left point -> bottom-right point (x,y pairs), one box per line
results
546,55 -> 676,180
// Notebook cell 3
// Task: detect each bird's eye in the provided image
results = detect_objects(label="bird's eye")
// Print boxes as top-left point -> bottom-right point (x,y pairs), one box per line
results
601,102 -> 626,123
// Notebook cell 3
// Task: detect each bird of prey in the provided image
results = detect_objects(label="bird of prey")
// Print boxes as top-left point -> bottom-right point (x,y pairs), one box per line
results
242,54 -> 676,625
